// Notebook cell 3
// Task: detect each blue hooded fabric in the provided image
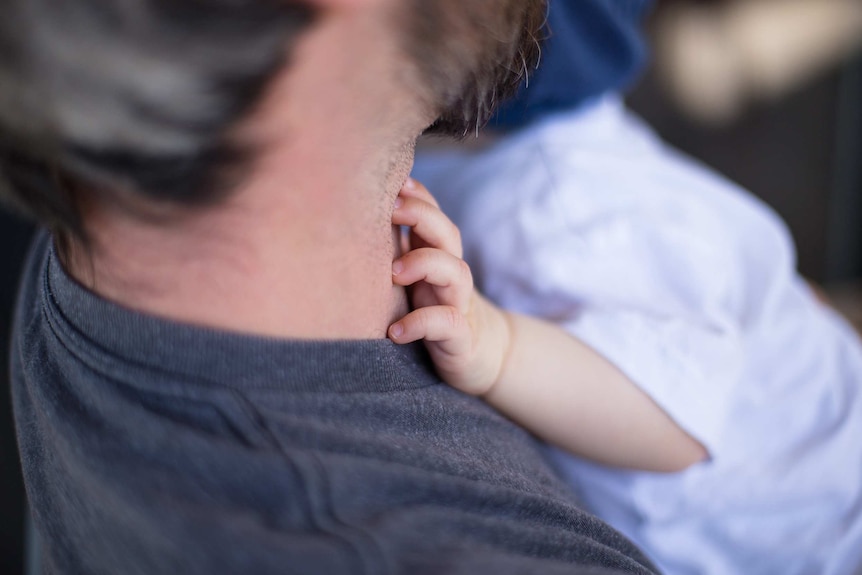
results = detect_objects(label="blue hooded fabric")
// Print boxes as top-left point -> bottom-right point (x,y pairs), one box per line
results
492,0 -> 653,129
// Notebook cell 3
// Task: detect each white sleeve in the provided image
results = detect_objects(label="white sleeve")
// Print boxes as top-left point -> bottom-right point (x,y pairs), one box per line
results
480,190 -> 748,458
419,99 -> 796,459
467,141 -> 762,459
559,307 -> 744,459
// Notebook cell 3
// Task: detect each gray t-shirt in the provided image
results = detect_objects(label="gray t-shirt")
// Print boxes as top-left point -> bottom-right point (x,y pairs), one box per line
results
12,232 -> 657,575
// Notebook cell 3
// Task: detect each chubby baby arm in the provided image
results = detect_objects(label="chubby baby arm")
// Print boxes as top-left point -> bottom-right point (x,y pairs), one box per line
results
389,179 -> 708,473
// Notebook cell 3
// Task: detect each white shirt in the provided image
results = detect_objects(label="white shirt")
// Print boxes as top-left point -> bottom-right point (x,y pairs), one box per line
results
412,97 -> 862,575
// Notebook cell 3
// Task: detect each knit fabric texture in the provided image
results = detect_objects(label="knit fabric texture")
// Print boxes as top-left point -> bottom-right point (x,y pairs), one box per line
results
12,232 -> 657,575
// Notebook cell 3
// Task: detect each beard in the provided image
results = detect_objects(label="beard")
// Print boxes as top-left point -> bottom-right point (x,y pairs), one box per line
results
405,0 -> 548,137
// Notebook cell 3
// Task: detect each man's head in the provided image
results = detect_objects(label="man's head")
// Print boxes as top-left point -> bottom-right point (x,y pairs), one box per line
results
0,0 -> 545,242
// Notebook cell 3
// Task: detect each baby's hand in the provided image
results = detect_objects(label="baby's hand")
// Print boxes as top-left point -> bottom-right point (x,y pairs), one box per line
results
389,178 -> 511,397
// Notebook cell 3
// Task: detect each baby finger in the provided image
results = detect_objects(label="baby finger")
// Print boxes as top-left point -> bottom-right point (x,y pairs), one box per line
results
389,305 -> 471,356
400,177 -> 440,208
393,195 -> 462,258
392,247 -> 473,313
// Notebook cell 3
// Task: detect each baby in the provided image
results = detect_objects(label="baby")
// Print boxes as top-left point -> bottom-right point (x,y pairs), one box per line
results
396,97 -> 862,575
389,176 -> 707,473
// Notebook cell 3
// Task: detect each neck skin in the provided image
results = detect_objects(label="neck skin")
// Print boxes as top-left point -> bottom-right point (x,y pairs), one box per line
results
66,7 -> 435,340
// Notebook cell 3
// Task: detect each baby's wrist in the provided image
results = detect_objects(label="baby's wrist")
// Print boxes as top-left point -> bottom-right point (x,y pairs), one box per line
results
478,306 -> 516,398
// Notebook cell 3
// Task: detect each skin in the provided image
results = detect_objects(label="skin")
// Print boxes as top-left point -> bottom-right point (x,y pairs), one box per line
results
55,0 -> 701,474
62,0 -> 545,342
65,0 -> 431,340
389,179 -> 709,473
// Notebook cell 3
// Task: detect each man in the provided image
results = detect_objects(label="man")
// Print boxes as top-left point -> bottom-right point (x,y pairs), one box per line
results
1,1 -> 656,573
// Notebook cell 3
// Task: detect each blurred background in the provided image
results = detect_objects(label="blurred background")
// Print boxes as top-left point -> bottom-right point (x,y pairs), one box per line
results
1,217 -> 32,575
630,0 -> 862,295
2,0 -> 861,572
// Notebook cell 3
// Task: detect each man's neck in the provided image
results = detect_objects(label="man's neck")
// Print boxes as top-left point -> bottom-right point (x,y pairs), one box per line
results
64,7 -> 437,340
67,147 -> 411,340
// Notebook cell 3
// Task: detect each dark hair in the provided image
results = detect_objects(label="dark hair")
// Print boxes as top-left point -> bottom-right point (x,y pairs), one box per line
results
0,0 -> 314,239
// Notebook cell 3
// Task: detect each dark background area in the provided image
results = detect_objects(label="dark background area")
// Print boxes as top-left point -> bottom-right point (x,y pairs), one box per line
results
2,214 -> 34,575
628,54 -> 862,284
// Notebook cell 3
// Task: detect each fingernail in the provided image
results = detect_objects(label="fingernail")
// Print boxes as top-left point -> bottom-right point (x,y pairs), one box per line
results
390,323 -> 404,338
404,177 -> 416,190
394,197 -> 403,209
392,260 -> 404,276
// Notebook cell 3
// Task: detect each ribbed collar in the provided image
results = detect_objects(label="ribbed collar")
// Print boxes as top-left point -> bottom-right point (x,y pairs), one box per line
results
40,233 -> 439,394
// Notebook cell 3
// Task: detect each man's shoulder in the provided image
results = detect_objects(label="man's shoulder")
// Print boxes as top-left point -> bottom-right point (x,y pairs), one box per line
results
10,236 -> 656,574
